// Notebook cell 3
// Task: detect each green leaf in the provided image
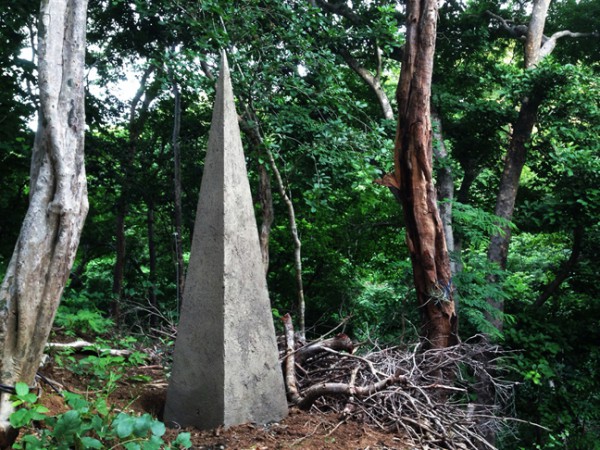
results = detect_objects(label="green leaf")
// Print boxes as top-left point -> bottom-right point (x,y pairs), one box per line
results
113,413 -> 135,438
133,414 -> 153,437
143,435 -> 164,450
9,408 -> 30,428
123,443 -> 141,450
80,436 -> 103,449
94,397 -> 109,417
54,410 -> 83,440
172,432 -> 192,449
150,420 -> 166,437
14,382 -> 29,397
22,393 -> 38,404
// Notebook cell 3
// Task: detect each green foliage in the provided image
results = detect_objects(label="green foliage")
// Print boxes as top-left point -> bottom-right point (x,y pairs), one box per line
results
9,383 -> 50,429
454,252 -> 512,339
55,291 -> 114,337
52,336 -> 147,394
498,231 -> 600,449
10,385 -> 191,450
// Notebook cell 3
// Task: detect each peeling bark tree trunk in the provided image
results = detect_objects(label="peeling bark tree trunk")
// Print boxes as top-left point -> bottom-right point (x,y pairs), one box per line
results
0,0 -> 89,446
393,0 -> 457,348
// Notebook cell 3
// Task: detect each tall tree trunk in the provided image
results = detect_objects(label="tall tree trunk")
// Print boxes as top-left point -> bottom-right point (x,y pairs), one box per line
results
112,204 -> 126,319
111,67 -> 155,321
147,199 -> 158,326
486,0 -> 550,331
393,0 -> 457,348
0,0 -> 88,446
258,154 -> 274,275
170,72 -> 185,305
431,110 -> 457,278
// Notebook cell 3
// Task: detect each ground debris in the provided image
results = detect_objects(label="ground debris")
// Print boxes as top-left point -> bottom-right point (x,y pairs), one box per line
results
281,318 -> 516,450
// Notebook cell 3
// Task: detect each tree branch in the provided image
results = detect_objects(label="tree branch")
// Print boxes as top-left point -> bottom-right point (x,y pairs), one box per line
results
539,29 -> 599,60
337,47 -> 394,120
485,10 -> 527,40
315,0 -> 365,26
486,9 -> 598,64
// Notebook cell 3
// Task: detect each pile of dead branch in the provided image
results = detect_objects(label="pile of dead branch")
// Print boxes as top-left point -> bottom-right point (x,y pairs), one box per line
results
280,314 -> 518,450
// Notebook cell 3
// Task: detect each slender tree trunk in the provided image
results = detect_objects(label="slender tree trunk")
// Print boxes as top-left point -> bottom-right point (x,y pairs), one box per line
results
239,110 -> 275,276
170,72 -> 185,304
431,110 -> 457,278
0,0 -> 88,446
337,47 -> 394,120
532,225 -> 584,309
486,0 -> 551,331
112,204 -> 126,319
265,147 -> 306,340
111,67 -> 155,321
147,199 -> 158,325
258,155 -> 274,275
393,0 -> 457,348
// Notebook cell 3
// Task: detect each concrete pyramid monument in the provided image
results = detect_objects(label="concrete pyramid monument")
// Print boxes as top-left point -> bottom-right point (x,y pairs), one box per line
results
164,53 -> 288,429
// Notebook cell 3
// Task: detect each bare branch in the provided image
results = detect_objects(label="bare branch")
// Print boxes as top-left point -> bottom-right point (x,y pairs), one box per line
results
486,8 -> 598,63
485,10 -> 527,40
280,321 -> 520,449
315,0 -> 365,26
337,47 -> 394,120
539,29 -> 599,60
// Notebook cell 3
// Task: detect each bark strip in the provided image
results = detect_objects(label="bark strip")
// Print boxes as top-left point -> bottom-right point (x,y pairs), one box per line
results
392,0 -> 457,348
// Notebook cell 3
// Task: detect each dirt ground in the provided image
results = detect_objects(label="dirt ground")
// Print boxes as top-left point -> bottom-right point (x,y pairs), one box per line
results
31,358 -> 410,450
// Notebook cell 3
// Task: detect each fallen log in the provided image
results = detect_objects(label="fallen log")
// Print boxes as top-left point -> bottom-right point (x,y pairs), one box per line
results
45,340 -> 133,357
295,333 -> 354,365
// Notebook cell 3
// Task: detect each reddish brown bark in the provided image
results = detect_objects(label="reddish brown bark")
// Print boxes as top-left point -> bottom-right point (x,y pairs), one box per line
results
393,0 -> 457,348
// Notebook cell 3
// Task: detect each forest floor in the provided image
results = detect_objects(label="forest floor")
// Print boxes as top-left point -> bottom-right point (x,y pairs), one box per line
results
30,351 -> 409,449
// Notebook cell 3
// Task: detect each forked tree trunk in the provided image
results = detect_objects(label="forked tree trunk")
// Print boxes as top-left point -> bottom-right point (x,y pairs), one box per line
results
486,0 -> 550,331
0,0 -> 88,446
393,0 -> 457,348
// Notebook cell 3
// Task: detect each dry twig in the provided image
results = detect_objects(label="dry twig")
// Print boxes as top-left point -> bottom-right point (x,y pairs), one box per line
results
281,317 -> 518,450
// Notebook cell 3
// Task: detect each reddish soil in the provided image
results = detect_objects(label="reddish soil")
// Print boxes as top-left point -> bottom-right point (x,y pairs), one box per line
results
31,357 -> 408,449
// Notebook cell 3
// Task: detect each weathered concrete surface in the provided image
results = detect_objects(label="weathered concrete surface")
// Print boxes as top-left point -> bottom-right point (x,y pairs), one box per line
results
164,53 -> 288,430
